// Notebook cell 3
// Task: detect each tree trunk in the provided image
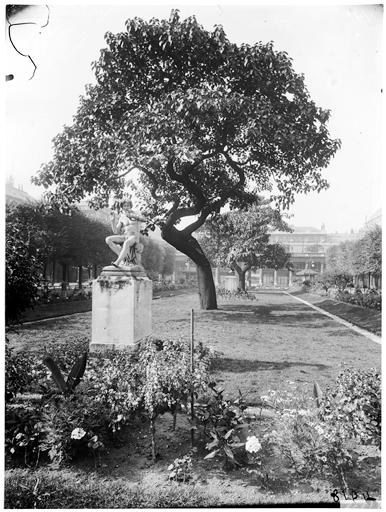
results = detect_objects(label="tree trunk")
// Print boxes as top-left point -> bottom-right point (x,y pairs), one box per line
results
92,264 -> 98,279
78,265 -> 83,289
61,263 -> 68,298
161,225 -> 217,309
232,262 -> 251,292
52,260 -> 56,285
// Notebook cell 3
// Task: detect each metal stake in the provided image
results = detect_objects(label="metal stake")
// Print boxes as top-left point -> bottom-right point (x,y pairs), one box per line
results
190,308 -> 195,446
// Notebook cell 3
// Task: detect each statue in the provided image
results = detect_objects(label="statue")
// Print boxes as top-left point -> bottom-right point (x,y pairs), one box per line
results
105,199 -> 147,268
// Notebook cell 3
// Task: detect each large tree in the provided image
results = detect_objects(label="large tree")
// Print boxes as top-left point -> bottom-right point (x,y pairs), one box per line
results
33,10 -> 340,309
198,202 -> 290,290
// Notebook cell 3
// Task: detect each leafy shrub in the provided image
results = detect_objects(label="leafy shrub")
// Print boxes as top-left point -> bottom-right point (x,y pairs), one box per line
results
216,287 -> 254,300
265,369 -> 381,488
320,368 -> 381,447
6,205 -> 45,325
136,337 -> 212,460
195,383 -> 248,468
5,343 -> 35,402
168,454 -> 193,482
337,289 -> 381,311
5,405 -> 43,466
38,394 -> 108,465
5,336 -> 213,467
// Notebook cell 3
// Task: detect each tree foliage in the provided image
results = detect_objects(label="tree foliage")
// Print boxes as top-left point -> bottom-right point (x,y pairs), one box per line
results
6,204 -> 46,325
325,225 -> 382,280
198,202 -> 290,268
140,237 -> 176,279
198,203 -> 291,290
33,10 -> 340,308
258,242 -> 292,270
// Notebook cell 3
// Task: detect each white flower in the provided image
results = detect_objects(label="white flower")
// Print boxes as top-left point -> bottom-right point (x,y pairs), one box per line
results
245,435 -> 262,453
71,427 -> 86,440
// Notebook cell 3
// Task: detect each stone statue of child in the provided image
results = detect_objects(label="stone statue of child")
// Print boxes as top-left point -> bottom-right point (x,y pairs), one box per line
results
106,199 -> 147,268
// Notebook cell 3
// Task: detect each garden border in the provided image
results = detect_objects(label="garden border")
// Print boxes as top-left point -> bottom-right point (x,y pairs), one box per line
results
285,292 -> 381,345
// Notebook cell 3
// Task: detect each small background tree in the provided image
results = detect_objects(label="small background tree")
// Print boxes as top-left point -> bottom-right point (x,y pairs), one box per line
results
198,203 -> 291,290
325,225 -> 381,289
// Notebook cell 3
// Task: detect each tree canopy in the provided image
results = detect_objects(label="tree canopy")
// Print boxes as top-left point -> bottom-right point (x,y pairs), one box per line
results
33,10 -> 340,308
325,225 -> 382,282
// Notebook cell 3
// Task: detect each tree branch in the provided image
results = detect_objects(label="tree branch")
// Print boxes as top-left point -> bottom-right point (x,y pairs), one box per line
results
137,166 -> 162,200
189,148 -> 222,171
223,151 -> 246,189
167,205 -> 202,228
182,206 -> 212,236
166,159 -> 206,206
116,165 -> 137,179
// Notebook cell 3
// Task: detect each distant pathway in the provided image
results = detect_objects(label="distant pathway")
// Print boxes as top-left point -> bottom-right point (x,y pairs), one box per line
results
285,291 -> 381,344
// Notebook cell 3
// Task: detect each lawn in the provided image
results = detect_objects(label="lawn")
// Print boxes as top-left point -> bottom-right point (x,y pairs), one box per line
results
6,289 -> 381,507
10,289 -> 381,399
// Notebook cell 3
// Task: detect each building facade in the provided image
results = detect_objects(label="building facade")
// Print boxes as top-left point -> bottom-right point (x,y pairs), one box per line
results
173,225 -> 357,289
6,177 -> 37,205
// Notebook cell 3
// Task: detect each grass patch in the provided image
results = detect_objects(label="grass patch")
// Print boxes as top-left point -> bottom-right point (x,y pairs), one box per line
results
9,291 -> 381,397
4,468 -> 215,508
21,299 -> 92,323
4,468 -> 336,508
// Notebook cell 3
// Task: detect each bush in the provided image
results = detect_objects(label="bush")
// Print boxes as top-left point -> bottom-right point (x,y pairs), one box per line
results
320,368 -> 381,447
6,206 -> 45,325
216,287 -> 254,300
5,343 -> 35,402
337,289 -> 381,311
5,336 -> 213,467
266,369 -> 381,488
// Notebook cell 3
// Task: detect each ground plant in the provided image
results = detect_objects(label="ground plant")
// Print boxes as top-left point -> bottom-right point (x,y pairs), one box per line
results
265,370 -> 381,490
216,287 -> 255,301
337,288 -> 381,311
5,336 -> 213,467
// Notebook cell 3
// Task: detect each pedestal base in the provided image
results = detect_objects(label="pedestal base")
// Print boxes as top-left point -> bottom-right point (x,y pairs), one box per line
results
90,266 -> 152,352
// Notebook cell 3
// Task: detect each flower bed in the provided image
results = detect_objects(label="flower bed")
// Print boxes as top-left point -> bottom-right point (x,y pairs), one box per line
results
311,280 -> 382,311
5,336 -> 212,467
6,336 -> 380,496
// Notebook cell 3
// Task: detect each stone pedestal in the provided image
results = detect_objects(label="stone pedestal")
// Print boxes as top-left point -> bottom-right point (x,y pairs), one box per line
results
90,265 -> 152,352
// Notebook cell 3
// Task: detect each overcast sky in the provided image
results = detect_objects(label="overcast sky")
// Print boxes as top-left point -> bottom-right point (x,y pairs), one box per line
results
5,2 -> 383,233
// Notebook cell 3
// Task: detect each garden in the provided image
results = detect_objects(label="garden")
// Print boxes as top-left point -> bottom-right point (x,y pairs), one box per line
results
5,8 -> 382,508
5,291 -> 381,508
